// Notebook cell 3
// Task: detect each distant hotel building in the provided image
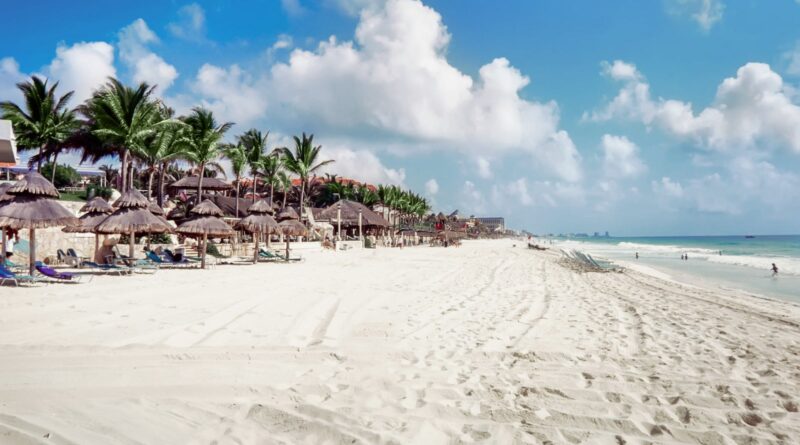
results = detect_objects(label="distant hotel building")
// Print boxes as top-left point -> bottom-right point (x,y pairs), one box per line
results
475,217 -> 505,232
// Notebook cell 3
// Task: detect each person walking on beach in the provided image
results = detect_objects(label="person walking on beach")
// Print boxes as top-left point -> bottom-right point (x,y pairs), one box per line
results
635,252 -> 639,260
772,263 -> 779,276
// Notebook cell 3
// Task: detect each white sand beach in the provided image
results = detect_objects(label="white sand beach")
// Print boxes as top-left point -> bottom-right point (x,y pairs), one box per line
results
1,239 -> 799,444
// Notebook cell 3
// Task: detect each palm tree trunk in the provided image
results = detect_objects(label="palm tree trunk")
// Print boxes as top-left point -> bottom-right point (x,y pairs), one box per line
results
234,180 -> 240,216
251,172 -> 257,202
129,163 -> 135,191
282,188 -> 287,208
37,145 -> 45,172
120,151 -> 129,192
299,178 -> 305,219
50,151 -> 59,184
270,183 -> 274,207
197,163 -> 206,199
147,170 -> 154,199
157,163 -> 166,206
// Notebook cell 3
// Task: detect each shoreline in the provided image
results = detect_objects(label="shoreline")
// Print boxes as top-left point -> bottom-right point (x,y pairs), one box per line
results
1,239 -> 799,443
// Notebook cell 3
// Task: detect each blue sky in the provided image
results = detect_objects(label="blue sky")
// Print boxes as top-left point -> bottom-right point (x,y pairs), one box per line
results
2,0 -> 800,235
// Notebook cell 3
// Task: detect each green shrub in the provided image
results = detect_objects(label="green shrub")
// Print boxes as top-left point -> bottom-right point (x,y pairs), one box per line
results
85,184 -> 113,200
120,232 -> 172,244
41,162 -> 81,188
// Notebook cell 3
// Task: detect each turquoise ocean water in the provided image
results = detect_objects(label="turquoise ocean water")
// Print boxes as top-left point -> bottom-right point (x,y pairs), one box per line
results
555,235 -> 800,302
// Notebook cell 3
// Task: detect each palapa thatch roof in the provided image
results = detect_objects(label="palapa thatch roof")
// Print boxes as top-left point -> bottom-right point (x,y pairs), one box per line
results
62,212 -> 110,233
247,199 -> 275,215
148,202 -> 165,215
317,199 -> 389,227
113,188 -> 150,209
80,197 -> 113,214
199,194 -> 274,218
276,206 -> 299,221
169,176 -> 232,191
6,171 -> 59,197
0,172 -> 78,229
0,183 -> 12,202
191,199 -> 225,217
279,219 -> 307,236
236,213 -> 278,234
95,208 -> 174,234
94,189 -> 173,234
0,194 -> 79,229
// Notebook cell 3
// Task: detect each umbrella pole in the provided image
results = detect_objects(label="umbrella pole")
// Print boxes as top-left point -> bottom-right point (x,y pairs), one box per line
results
285,237 -> 289,261
201,233 -> 207,269
129,229 -> 135,258
94,233 -> 100,262
253,232 -> 259,264
1,229 -> 6,265
358,212 -> 363,246
28,228 -> 36,276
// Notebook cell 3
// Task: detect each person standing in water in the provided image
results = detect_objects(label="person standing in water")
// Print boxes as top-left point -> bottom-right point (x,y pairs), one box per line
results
635,252 -> 639,260
772,263 -> 779,276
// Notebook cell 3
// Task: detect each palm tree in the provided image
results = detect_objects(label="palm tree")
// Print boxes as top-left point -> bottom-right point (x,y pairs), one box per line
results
222,143 -> 248,216
277,171 -> 292,209
178,107 -> 234,197
236,129 -> 269,201
82,78 -> 160,191
134,106 -> 188,202
259,152 -> 282,205
280,133 -> 333,218
0,76 -> 77,172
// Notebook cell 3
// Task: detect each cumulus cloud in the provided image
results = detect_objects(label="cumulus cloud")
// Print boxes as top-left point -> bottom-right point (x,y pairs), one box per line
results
666,0 -> 724,31
191,64 -> 268,125
461,180 -> 487,214
319,145 -> 406,186
0,57 -> 25,103
168,3 -> 207,42
601,134 -> 646,178
118,19 -> 178,93
652,177 -> 684,198
281,0 -> 306,16
47,41 -> 116,102
425,178 -> 439,195
328,0 -> 386,16
588,60 -> 800,154
243,0 -> 581,182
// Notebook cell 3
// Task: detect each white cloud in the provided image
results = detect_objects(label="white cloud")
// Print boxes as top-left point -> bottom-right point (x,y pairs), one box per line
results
588,60 -> 800,154
652,177 -> 684,198
0,57 -> 25,103
251,0 -> 582,182
666,0 -> 724,31
425,178 -> 439,195
191,64 -> 268,125
601,134 -> 646,178
328,0 -> 386,16
784,42 -> 800,76
461,180 -> 486,214
281,0 -> 306,16
168,3 -> 207,42
319,145 -> 406,186
505,178 -> 533,206
474,157 -> 492,179
47,41 -> 116,102
118,19 -> 178,93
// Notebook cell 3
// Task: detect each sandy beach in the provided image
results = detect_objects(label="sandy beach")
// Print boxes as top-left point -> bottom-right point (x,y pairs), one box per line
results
1,239 -> 799,444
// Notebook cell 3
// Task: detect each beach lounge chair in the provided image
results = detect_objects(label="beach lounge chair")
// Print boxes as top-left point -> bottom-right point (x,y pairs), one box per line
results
150,250 -> 193,268
0,265 -> 39,286
81,261 -> 132,276
259,248 -> 302,262
67,248 -> 89,266
35,261 -> 86,283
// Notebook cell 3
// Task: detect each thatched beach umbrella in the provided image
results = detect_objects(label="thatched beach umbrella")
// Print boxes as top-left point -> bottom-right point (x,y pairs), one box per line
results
62,197 -> 113,260
0,172 -> 79,275
176,199 -> 234,269
235,199 -> 278,264
168,176 -> 232,193
278,219 -> 307,260
276,206 -> 299,222
95,189 -> 173,259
